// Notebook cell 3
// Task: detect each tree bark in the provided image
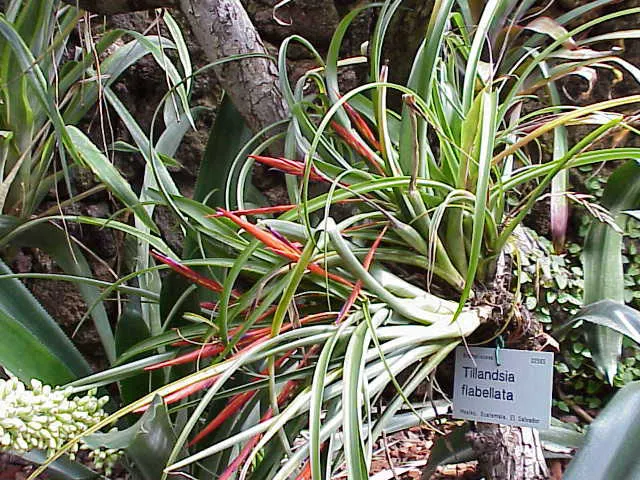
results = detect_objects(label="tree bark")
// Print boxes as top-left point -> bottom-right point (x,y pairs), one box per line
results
63,0 -> 288,138
463,251 -> 550,480
468,423 -> 549,480
177,0 -> 288,136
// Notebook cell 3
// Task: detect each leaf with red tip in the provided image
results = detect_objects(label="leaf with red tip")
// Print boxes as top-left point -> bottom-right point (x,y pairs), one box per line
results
343,102 -> 381,151
207,204 -> 297,217
151,250 -> 231,295
331,121 -> 385,175
337,226 -> 387,322
250,155 -> 326,182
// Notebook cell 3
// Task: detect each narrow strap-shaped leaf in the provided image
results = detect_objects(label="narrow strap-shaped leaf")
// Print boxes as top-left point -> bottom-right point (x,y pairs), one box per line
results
67,125 -> 158,233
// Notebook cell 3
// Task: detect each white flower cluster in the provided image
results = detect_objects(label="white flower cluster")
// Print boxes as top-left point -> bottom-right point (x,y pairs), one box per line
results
0,377 -> 120,474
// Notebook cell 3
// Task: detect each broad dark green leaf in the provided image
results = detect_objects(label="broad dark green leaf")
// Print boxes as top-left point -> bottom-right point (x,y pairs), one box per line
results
18,450 -> 98,480
583,160 -> 640,382
84,395 -> 185,480
564,381 -> 640,480
421,424 -> 473,480
0,307 -> 77,385
0,258 -> 90,382
191,97 -> 251,208
557,299 -> 640,346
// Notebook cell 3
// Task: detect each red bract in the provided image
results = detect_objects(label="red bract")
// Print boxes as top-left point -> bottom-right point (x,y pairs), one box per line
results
151,250 -> 240,298
337,225 -> 387,323
144,343 -> 226,371
217,348 -> 317,480
217,208 -> 354,287
331,121 -> 385,175
250,155 -> 327,182
209,204 -> 296,217
133,376 -> 218,413
188,351 -> 296,446
342,101 -> 381,151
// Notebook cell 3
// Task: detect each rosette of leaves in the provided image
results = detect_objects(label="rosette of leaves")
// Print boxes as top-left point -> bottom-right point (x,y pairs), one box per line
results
29,1 -> 640,479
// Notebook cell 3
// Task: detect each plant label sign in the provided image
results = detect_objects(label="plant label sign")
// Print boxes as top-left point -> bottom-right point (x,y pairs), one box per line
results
452,346 -> 553,430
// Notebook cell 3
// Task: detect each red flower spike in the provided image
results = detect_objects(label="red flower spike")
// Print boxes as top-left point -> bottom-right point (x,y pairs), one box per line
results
149,312 -> 333,372
217,208 -> 300,257
295,461 -> 312,480
218,208 -> 354,288
250,155 -> 326,182
218,426 -> 265,480
144,343 -> 226,371
217,348 -> 319,480
208,204 -> 297,217
151,250 -> 240,298
133,376 -> 218,413
218,383 -> 301,480
189,351 -> 297,446
337,225 -> 388,323
206,199 -> 364,220
190,390 -> 257,446
343,102 -> 381,151
331,121 -> 385,176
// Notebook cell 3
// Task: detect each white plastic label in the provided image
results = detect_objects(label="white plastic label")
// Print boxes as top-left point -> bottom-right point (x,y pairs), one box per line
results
452,346 -> 553,430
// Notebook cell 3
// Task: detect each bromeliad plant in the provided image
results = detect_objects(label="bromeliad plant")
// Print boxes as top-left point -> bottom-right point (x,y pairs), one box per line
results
29,1 -> 640,479
0,0 -> 193,366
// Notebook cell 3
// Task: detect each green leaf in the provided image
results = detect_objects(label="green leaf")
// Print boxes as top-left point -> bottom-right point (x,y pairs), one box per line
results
583,160 -> 640,382
558,300 -> 640,346
624,209 -> 640,222
116,306 -> 163,405
67,125 -> 158,233
421,424 -> 474,479
192,95 -> 252,209
18,450 -> 98,480
564,381 -> 640,480
84,395 -> 185,480
0,307 -> 77,385
159,271 -> 201,329
0,258 -> 90,383
115,324 -> 208,366
12,222 -> 116,363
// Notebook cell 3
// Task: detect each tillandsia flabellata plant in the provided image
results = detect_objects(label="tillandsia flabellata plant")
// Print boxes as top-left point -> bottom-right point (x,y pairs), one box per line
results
29,1 -> 640,479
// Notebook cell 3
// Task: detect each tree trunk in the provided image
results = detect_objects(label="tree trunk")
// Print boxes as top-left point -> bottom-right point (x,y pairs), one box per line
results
468,423 -> 549,480
63,0 -> 288,137
177,0 -> 288,135
465,251 -> 550,480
